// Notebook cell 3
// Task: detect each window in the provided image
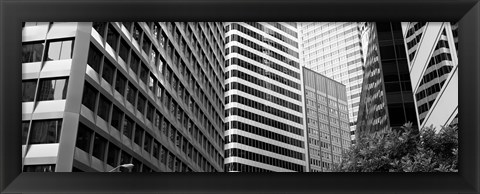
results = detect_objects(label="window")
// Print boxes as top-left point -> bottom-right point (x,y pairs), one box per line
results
97,95 -> 111,121
152,141 -> 159,159
119,151 -> 132,172
111,106 -> 123,131
102,59 -> 115,85
119,39 -> 130,62
136,94 -> 146,114
106,24 -> 119,51
143,133 -> 152,153
36,78 -> 68,101
129,54 -> 140,75
45,39 -> 74,61
82,82 -> 97,111
134,125 -> 144,146
22,121 -> 29,144
76,123 -> 93,152
28,119 -> 62,144
22,42 -> 45,63
139,64 -> 148,84
87,45 -> 102,72
114,72 -> 126,95
92,134 -> 107,161
142,34 -> 151,54
122,116 -> 134,139
132,24 -> 142,44
92,22 -> 107,38
23,164 -> 55,172
146,103 -> 154,121
126,83 -> 137,105
22,80 -> 37,102
107,143 -> 120,167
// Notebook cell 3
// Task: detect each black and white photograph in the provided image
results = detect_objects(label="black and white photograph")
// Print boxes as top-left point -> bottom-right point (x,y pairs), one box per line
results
21,22 -> 458,173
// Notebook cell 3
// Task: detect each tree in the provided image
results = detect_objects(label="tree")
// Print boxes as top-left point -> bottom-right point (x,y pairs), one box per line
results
333,123 -> 458,172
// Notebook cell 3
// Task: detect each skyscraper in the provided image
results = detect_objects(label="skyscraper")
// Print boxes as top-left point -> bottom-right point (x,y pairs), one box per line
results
299,22 -> 364,142
401,22 -> 458,130
21,22 -> 225,172
303,67 -> 351,172
224,22 -> 309,172
356,22 -> 418,137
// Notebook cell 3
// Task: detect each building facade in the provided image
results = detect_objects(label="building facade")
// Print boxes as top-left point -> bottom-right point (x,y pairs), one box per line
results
356,22 -> 418,138
303,67 -> 351,172
224,22 -> 309,172
299,22 -> 364,142
21,22 -> 225,172
401,22 -> 458,130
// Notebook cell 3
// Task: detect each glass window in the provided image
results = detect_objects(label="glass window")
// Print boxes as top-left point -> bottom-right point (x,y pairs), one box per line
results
152,141 -> 159,159
37,78 -> 68,101
122,116 -> 134,139
150,48 -> 158,66
143,133 -> 152,153
23,164 -> 55,172
119,151 -> 132,172
102,59 -> 115,85
129,54 -> 140,75
97,95 -> 111,121
82,82 -> 97,111
92,134 -> 107,161
92,22 -> 107,38
133,24 -> 142,43
107,143 -> 120,167
134,125 -> 144,146
131,158 -> 142,172
45,39 -> 73,61
22,42 -> 45,63
111,106 -> 123,131
29,119 -> 62,144
139,64 -> 148,84
87,45 -> 102,72
119,39 -> 130,62
106,24 -> 119,51
22,80 -> 37,102
114,72 -> 126,95
22,121 -> 29,145
136,94 -> 146,114
126,83 -> 137,105
142,34 -> 151,54
122,22 -> 132,32
146,103 -> 154,121
148,74 -> 155,92
76,123 -> 93,152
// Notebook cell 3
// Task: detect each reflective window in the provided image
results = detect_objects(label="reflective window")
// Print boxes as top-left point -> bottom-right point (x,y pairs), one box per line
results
126,83 -> 137,105
87,45 -> 102,72
22,42 -> 45,63
119,39 -> 130,62
106,24 -> 119,51
76,123 -> 93,153
28,119 -> 62,144
129,54 -> 140,75
111,106 -> 123,131
132,24 -> 142,44
139,63 -> 148,84
114,72 -> 126,95
45,39 -> 74,61
97,95 -> 111,121
82,82 -> 97,111
122,116 -> 134,139
102,59 -> 115,85
22,80 -> 37,102
136,94 -> 146,114
92,134 -> 107,161
36,78 -> 68,101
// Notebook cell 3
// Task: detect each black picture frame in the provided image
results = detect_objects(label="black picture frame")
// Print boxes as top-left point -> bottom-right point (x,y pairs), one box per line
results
1,0 -> 479,193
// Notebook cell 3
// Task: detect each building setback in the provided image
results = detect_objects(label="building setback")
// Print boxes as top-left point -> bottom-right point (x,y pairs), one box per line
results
303,67 -> 351,172
356,22 -> 418,138
21,22 -> 225,172
224,22 -> 309,172
299,22 -> 364,142
401,22 -> 458,130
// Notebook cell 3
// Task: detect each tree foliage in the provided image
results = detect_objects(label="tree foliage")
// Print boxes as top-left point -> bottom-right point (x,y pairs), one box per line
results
333,123 -> 458,172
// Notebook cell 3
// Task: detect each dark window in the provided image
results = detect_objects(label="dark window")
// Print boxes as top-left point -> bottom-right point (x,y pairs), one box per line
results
119,151 -> 132,172
45,39 -> 73,61
126,83 -> 137,105
107,143 -> 120,167
139,64 -> 148,84
101,59 -> 115,85
146,103 -> 154,121
22,42 -> 45,63
152,141 -> 159,159
23,164 -> 55,172
132,24 -> 142,44
119,39 -> 130,62
131,158 -> 142,172
114,72 -> 126,95
76,123 -> 93,153
82,82 -> 97,111
22,80 -> 37,102
87,45 -> 102,72
379,45 -> 396,60
122,22 -> 132,32
143,133 -> 152,153
136,94 -> 146,114
111,106 -> 123,131
106,24 -> 119,51
134,125 -> 144,146
97,95 -> 111,121
92,134 -> 107,161
122,116 -> 134,139
129,54 -> 140,75
92,22 -> 107,38
37,78 -> 68,101
22,121 -> 29,145
142,35 -> 151,54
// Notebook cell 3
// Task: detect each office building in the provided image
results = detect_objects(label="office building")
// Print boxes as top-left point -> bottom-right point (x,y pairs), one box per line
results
21,22 -> 225,172
303,67 -> 351,172
401,22 -> 458,130
356,22 -> 418,138
224,22 -> 309,172
299,22 -> 364,142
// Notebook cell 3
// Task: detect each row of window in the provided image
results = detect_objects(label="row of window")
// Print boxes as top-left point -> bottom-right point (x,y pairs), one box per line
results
227,94 -> 302,124
228,23 -> 299,58
22,39 -> 74,63
22,78 -> 69,102
226,121 -> 304,148
226,57 -> 300,89
265,22 -> 298,38
225,134 -> 304,160
225,107 -> 303,136
225,148 -> 304,172
224,162 -> 273,172
229,45 -> 298,73
243,22 -> 299,48
22,119 -> 62,145
227,82 -> 302,113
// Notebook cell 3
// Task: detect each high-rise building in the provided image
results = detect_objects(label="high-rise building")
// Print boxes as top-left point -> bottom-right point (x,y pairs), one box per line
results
21,22 -> 225,172
356,22 -> 418,138
302,67 -> 351,172
299,22 -> 364,142
224,22 -> 309,172
401,22 -> 458,130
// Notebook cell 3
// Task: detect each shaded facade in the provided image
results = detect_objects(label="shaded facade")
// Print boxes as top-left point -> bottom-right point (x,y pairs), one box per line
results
21,22 -> 225,172
224,22 -> 308,172
299,22 -> 364,142
303,67 -> 351,172
356,22 -> 418,138
401,22 -> 458,130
